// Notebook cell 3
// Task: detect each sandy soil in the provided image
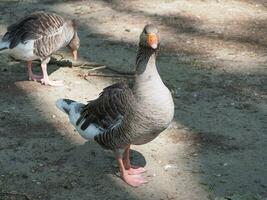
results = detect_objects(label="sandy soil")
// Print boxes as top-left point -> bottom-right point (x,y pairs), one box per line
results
0,0 -> 266,199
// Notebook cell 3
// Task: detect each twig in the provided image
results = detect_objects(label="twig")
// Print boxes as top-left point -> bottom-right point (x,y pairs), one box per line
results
86,73 -> 134,78
0,191 -> 31,200
86,65 -> 107,72
73,62 -> 105,68
106,67 -> 135,76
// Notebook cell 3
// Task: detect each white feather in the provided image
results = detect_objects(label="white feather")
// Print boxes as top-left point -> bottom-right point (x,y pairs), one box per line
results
56,99 -> 103,140
76,121 -> 102,140
7,40 -> 38,60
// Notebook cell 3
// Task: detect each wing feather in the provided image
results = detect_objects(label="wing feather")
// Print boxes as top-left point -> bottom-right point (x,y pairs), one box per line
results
3,12 -> 65,49
77,82 -> 134,131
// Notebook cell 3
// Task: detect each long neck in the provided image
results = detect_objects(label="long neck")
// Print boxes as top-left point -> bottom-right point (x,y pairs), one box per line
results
135,46 -> 161,83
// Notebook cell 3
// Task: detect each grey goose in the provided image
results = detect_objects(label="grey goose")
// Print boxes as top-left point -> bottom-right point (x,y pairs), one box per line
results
0,11 -> 80,86
56,24 -> 174,187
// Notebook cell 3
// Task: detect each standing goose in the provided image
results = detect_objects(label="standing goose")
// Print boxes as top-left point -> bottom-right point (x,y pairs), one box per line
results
56,24 -> 174,187
0,11 -> 80,86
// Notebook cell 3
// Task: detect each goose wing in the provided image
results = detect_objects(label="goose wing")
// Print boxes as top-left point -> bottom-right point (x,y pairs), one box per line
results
2,12 -> 65,49
76,82 -> 135,131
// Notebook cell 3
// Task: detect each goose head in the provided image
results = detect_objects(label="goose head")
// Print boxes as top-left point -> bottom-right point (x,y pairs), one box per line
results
139,24 -> 159,50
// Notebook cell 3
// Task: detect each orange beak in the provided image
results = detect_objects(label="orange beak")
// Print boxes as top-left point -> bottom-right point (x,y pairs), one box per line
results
147,33 -> 158,49
71,50 -> 78,61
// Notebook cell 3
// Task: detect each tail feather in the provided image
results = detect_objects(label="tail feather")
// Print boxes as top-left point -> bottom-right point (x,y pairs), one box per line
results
56,98 -> 76,115
56,98 -> 102,140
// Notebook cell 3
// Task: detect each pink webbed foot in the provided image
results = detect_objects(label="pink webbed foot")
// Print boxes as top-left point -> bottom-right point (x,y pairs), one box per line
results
126,166 -> 146,175
122,174 -> 148,187
40,62 -> 63,86
41,78 -> 63,87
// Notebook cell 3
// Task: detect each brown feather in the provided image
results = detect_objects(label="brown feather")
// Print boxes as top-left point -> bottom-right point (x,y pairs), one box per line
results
76,81 -> 135,131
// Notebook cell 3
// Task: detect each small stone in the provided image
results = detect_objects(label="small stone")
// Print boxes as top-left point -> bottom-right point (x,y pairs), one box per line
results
164,164 -> 172,171
164,164 -> 177,171
125,29 -> 130,32
71,181 -> 77,186
52,115 -> 56,118
36,181 -> 41,185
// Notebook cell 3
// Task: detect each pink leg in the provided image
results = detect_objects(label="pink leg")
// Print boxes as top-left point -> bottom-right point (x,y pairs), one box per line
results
116,154 -> 147,187
123,145 -> 146,175
27,61 -> 43,81
40,63 -> 63,86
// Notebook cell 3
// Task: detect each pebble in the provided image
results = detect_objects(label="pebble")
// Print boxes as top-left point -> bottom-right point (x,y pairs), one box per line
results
163,164 -> 178,171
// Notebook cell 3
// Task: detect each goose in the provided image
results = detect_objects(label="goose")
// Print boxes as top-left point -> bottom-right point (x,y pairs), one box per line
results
56,24 -> 174,187
0,11 -> 80,86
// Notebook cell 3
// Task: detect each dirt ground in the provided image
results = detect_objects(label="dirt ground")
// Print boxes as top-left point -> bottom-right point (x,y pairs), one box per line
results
0,0 -> 266,199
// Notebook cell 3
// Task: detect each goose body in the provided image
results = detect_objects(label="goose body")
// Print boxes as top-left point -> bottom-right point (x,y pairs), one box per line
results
0,11 -> 80,86
56,24 -> 174,187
